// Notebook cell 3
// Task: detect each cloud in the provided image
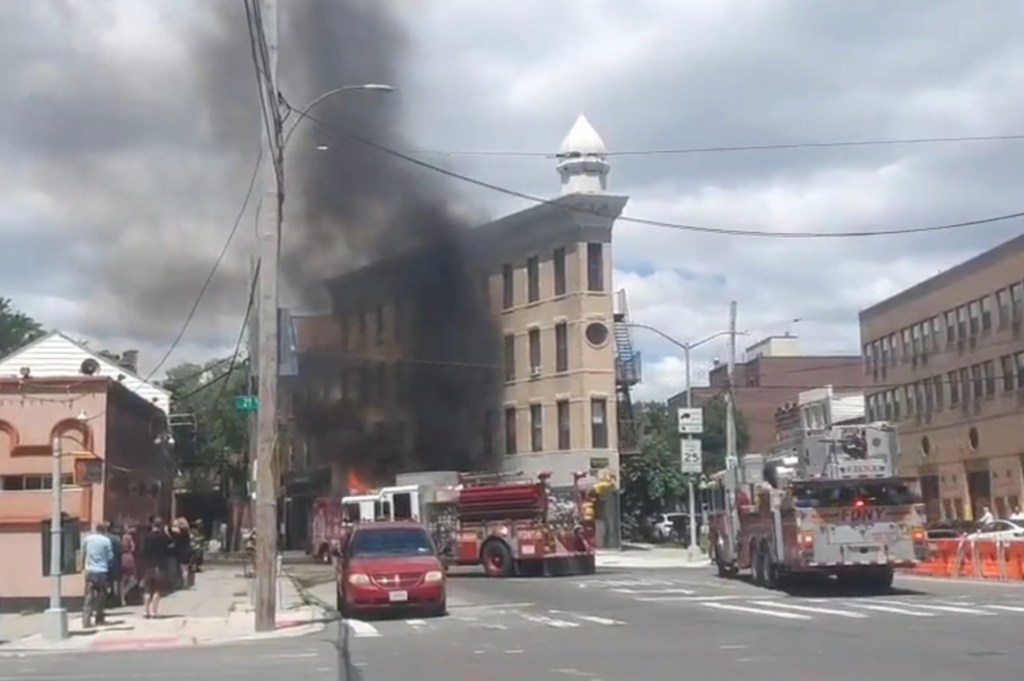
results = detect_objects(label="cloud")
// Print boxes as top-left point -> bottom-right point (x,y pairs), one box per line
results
4,0 -> 1024,391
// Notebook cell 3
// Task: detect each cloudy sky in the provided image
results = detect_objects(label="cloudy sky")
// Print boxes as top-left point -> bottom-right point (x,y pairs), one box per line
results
4,0 -> 1024,398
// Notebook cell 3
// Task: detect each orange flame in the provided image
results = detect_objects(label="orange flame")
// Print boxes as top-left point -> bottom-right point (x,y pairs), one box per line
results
347,470 -> 370,494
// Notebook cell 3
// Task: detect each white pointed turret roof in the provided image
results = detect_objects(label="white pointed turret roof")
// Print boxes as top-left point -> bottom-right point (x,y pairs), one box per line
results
559,113 -> 607,155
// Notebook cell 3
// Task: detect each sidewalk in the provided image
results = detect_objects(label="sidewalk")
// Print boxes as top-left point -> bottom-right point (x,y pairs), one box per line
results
596,544 -> 711,569
0,565 -> 328,654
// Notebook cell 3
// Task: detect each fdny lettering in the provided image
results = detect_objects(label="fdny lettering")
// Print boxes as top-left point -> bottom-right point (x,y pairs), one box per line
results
841,507 -> 887,523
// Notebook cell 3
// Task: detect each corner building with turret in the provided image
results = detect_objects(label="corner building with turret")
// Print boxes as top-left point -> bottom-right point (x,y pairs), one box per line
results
283,115 -> 642,549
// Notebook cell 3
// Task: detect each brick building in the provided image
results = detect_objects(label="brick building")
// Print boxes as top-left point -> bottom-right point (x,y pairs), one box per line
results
859,232 -> 1024,522
669,335 -> 864,454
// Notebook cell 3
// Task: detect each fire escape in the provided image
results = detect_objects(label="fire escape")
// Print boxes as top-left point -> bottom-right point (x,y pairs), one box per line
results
613,289 -> 642,455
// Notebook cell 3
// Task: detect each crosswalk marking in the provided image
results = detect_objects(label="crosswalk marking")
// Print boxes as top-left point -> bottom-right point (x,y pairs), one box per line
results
343,619 -> 382,637
749,600 -> 869,619
871,600 -> 996,616
985,604 -> 1024,613
702,602 -> 812,620
844,603 -> 935,617
520,614 -> 581,628
612,588 -> 696,595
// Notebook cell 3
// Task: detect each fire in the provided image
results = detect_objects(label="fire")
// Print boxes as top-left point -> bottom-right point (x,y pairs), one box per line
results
347,470 -> 370,494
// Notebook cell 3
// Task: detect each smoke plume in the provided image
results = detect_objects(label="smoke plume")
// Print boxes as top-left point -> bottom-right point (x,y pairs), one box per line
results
281,1 -> 503,478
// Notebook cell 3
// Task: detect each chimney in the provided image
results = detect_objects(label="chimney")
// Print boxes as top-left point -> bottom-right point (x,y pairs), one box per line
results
120,349 -> 139,373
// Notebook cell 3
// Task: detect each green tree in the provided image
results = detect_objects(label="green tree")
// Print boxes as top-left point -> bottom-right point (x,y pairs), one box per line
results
0,298 -> 44,357
620,401 -> 687,533
699,395 -> 750,472
164,358 -> 249,494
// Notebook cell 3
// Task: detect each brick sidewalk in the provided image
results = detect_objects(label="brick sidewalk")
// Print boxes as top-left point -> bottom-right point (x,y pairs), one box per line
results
0,565 -> 327,654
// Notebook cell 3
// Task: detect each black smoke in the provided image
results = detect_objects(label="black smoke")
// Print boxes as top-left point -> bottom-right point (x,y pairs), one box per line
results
281,1 -> 503,479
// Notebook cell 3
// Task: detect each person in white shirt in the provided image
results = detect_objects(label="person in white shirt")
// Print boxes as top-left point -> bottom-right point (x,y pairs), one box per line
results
978,507 -> 995,524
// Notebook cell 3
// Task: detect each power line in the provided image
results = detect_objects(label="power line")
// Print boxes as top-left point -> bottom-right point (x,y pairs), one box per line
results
143,146 -> 263,382
406,133 -> 1024,159
297,111 -> 1024,239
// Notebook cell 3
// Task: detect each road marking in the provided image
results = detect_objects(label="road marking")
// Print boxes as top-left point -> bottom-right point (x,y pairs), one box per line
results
750,601 -> 868,619
520,613 -> 581,628
453,601 -> 534,610
505,649 -> 524,654
405,619 -> 427,626
873,600 -> 995,616
846,603 -> 935,617
986,604 -> 1024,613
572,614 -> 627,626
635,594 -> 777,602
702,602 -> 812,620
260,652 -> 319,659
612,588 -> 696,595
343,618 -> 382,637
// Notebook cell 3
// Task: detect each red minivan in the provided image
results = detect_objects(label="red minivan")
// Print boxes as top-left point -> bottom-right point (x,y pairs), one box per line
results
336,521 -> 447,618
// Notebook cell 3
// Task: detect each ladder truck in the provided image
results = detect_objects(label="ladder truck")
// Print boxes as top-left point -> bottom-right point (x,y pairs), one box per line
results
707,422 -> 929,591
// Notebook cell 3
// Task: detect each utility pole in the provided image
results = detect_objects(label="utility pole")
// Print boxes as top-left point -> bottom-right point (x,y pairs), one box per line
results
44,434 -> 67,640
725,301 -> 738,471
254,0 -> 281,633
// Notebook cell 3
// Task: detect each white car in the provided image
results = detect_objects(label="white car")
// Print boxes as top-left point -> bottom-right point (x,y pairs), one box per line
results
969,519 -> 1024,541
652,513 -> 687,541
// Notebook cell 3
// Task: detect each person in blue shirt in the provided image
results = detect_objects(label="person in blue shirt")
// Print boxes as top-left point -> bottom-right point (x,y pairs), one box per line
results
81,523 -> 113,625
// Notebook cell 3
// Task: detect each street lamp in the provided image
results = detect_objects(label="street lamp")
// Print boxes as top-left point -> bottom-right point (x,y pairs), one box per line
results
625,323 -> 749,562
283,83 -> 394,149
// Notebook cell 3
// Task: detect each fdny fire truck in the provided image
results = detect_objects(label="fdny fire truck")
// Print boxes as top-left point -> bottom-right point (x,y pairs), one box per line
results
311,469 -> 614,577
707,422 -> 928,591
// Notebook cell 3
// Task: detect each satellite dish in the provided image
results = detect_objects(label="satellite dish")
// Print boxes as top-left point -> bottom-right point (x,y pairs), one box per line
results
80,358 -> 100,376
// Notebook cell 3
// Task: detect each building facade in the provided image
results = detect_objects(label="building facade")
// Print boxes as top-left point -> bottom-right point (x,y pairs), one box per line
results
668,336 -> 864,455
859,233 -> 1024,522
280,115 -> 639,548
0,375 -> 172,611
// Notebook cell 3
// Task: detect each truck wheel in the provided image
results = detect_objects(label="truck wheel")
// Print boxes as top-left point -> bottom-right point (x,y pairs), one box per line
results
761,541 -> 780,590
481,540 -> 514,577
752,543 -> 766,586
862,567 -> 894,593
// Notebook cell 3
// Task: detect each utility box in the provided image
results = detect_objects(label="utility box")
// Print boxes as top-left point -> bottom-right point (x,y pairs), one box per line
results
41,514 -> 82,576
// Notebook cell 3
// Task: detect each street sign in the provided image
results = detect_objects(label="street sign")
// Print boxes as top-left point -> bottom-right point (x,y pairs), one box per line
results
677,407 -> 704,434
680,439 -> 703,475
234,395 -> 260,412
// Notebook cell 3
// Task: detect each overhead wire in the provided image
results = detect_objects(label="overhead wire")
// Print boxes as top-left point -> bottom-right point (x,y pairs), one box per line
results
406,132 -> 1024,158
294,110 -> 1024,239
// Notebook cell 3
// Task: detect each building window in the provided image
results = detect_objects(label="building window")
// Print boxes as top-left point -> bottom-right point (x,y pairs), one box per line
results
930,317 -> 941,350
944,311 -> 956,343
1,474 -> 73,491
590,398 -> 608,449
981,295 -> 993,333
1012,283 -> 1024,319
528,328 -> 541,373
555,322 -> 569,372
553,247 -> 567,296
932,375 -> 944,410
1016,351 -> 1024,387
971,364 -> 983,400
1001,355 -> 1015,393
530,404 -> 543,452
526,256 -> 540,303
968,300 -> 981,336
997,288 -> 1011,329
557,400 -> 570,450
984,360 -> 996,397
502,264 -> 514,309
901,328 -> 911,361
503,334 -> 516,382
920,323 -> 931,354
957,306 -> 967,340
504,407 -> 517,454
586,243 -> 604,292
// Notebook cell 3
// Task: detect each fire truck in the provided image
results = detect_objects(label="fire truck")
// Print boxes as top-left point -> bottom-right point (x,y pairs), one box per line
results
321,469 -> 613,577
707,422 -> 929,591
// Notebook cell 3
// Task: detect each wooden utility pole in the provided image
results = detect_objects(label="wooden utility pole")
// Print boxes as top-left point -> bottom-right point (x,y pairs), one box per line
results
254,0 -> 281,633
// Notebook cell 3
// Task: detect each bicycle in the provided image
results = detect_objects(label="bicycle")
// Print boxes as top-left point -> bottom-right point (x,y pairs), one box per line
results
82,572 -> 108,628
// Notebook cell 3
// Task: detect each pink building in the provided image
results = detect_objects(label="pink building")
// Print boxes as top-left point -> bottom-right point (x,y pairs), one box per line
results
0,376 -> 172,611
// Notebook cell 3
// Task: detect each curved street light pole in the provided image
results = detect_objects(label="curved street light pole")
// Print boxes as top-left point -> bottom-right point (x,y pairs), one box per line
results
282,83 -> 394,150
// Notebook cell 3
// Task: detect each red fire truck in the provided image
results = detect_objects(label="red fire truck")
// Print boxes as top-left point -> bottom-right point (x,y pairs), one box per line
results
313,469 -> 610,577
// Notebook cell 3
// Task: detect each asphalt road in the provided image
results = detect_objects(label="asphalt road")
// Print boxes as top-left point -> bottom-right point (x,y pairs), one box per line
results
5,565 -> 1024,681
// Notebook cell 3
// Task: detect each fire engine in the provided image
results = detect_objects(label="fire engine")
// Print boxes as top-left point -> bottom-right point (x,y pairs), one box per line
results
707,422 -> 928,591
313,469 -> 614,577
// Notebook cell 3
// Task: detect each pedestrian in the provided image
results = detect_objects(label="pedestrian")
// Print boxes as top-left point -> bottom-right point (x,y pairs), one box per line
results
81,523 -> 113,626
119,528 -> 137,606
140,517 -> 173,618
979,506 -> 995,524
173,517 -> 192,588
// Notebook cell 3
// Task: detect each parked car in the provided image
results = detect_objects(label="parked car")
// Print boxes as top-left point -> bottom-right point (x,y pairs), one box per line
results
969,519 -> 1024,541
335,521 -> 447,619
